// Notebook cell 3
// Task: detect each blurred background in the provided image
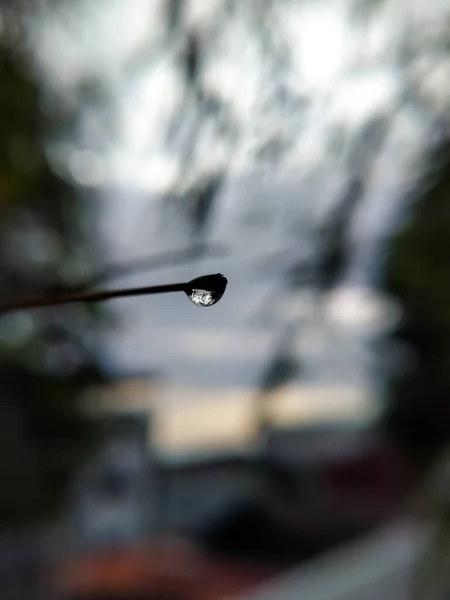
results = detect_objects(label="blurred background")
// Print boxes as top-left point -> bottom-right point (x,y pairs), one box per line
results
1,0 -> 450,598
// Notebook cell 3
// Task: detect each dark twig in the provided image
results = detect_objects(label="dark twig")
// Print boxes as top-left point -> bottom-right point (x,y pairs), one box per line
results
0,274 -> 228,313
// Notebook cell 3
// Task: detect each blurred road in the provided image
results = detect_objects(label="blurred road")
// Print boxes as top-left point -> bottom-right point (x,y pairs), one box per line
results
237,519 -> 428,600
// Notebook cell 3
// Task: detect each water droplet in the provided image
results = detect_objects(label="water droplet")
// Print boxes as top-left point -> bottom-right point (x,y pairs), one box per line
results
186,273 -> 227,307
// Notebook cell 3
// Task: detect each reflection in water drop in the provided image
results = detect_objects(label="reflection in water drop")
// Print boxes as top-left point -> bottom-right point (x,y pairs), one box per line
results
189,289 -> 218,306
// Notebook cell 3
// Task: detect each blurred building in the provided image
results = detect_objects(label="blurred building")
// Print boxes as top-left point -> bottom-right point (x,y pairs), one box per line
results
68,370 -> 158,549
66,376 -> 412,561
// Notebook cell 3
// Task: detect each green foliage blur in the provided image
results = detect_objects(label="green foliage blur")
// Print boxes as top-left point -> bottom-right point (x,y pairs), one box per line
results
0,16 -> 108,527
384,141 -> 450,474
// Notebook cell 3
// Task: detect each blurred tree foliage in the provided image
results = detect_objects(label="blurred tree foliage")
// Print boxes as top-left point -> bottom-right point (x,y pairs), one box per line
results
0,18 -> 109,527
383,140 -> 450,474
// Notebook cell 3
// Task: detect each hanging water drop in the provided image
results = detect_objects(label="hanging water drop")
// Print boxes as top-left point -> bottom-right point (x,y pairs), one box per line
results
185,273 -> 228,307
